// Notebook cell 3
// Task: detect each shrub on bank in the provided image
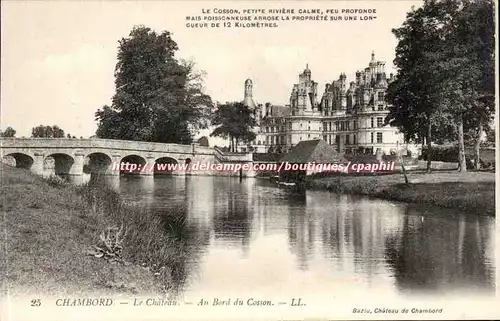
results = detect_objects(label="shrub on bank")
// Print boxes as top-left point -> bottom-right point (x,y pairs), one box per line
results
44,175 -> 69,188
420,145 -> 494,168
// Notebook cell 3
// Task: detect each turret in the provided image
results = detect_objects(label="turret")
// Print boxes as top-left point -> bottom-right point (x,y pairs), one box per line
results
243,78 -> 256,109
340,73 -> 347,93
356,71 -> 362,86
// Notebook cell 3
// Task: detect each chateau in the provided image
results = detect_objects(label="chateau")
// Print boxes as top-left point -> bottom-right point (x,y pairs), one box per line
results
240,51 -> 416,156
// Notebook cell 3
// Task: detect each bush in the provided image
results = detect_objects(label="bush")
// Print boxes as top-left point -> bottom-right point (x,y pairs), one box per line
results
420,146 -> 458,162
420,145 -> 493,169
44,175 -> 69,188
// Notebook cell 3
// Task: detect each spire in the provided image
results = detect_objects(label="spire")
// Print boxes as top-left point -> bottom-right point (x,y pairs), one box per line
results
304,63 -> 311,74
371,50 -> 375,62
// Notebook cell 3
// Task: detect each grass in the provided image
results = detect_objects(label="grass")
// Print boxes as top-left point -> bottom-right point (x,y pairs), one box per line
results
0,164 -> 185,297
306,170 -> 495,216
77,177 -> 190,295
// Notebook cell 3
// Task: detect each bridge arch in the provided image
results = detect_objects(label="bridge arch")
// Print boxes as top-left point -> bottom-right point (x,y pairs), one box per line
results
45,153 -> 75,177
2,152 -> 34,170
154,156 -> 178,175
85,152 -> 113,175
120,154 -> 147,175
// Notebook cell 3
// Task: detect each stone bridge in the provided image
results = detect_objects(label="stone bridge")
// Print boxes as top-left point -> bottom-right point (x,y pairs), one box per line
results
0,138 -> 218,177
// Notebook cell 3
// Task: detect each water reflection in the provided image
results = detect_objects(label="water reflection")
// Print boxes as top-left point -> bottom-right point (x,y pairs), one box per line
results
385,206 -> 494,294
99,175 -> 494,297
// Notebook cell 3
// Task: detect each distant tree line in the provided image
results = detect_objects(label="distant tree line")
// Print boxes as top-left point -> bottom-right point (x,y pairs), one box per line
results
31,125 -> 65,138
0,126 -> 16,137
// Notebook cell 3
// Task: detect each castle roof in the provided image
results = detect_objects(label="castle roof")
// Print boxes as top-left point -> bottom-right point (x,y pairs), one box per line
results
279,139 -> 344,164
266,105 -> 290,117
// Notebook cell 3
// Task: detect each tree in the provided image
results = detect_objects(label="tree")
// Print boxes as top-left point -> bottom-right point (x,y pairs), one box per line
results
430,0 -> 495,171
386,1 -> 456,172
210,102 -> 256,152
0,126 -> 16,137
95,26 -> 213,144
31,125 -> 65,138
196,136 -> 209,147
386,0 -> 495,172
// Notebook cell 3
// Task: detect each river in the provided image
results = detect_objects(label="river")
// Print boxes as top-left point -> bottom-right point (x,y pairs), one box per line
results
80,175 -> 495,300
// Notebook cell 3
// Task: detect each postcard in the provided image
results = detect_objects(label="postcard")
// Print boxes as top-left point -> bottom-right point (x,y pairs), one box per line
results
0,0 -> 498,320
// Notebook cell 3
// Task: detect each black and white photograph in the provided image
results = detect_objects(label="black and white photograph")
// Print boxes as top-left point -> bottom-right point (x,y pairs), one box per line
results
0,0 -> 498,320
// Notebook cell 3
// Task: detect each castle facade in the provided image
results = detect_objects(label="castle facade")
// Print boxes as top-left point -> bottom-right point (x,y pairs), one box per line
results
241,52 -> 417,156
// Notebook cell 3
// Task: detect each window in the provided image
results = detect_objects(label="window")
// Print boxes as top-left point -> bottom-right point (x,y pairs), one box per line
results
345,134 -> 350,145
329,122 -> 332,131
378,104 -> 384,111
377,117 -> 383,127
335,122 -> 340,131
323,122 -> 328,131
354,121 -> 357,130
258,140 -> 261,145
353,134 -> 357,145
371,132 -> 374,144
308,134 -> 311,138
266,127 -> 269,133
377,92 -> 384,101
323,135 -> 327,141
377,132 -> 383,143
372,105 -> 376,111
371,118 -> 374,128
308,126 -> 310,130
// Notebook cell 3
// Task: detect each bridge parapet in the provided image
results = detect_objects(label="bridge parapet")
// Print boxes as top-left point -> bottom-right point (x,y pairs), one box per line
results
214,146 -> 253,162
0,138 -> 214,155
1,138 -> 262,178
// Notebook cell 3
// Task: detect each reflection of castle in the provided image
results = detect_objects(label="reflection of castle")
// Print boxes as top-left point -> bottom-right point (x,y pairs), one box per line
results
240,51 -> 418,155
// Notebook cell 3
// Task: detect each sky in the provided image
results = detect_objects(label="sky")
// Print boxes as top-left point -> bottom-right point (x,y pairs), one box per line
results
1,0 -> 424,145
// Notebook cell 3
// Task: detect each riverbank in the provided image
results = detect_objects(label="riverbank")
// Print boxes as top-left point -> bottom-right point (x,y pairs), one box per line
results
306,170 -> 495,216
0,164 -> 180,296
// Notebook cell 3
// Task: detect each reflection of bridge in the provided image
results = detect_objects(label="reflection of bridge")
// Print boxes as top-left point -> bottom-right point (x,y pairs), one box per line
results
0,138 -> 223,176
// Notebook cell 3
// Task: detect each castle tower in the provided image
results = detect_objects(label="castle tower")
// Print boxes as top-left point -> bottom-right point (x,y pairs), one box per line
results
243,78 -> 257,109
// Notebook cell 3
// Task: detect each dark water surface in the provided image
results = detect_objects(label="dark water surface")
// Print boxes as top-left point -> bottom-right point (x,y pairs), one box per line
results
82,175 -> 496,299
